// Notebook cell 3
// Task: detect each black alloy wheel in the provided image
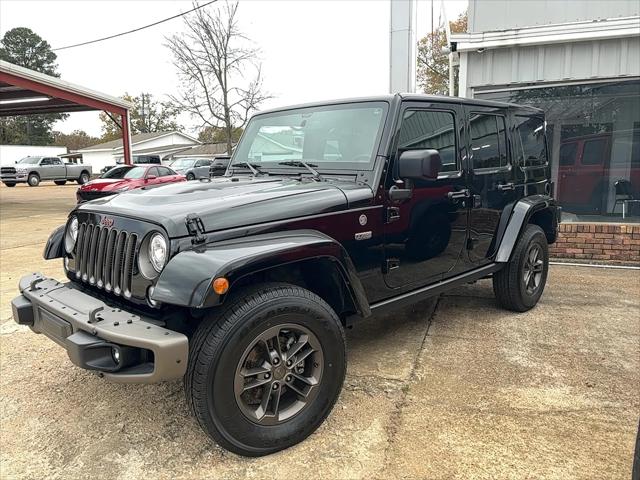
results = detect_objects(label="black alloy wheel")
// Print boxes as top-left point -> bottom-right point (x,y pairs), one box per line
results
234,323 -> 323,425
185,283 -> 346,457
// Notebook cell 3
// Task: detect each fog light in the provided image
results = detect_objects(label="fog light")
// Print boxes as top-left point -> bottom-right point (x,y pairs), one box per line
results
112,347 -> 121,365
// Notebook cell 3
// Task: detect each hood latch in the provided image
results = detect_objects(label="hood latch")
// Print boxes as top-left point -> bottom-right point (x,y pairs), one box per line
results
185,213 -> 206,244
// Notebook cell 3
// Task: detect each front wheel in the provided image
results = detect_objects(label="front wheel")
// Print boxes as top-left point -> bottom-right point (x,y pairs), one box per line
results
493,224 -> 549,312
185,283 -> 346,456
186,172 -> 196,181
27,174 -> 39,187
3,182 -> 16,187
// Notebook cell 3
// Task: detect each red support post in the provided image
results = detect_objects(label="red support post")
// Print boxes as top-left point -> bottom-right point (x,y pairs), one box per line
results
121,110 -> 132,165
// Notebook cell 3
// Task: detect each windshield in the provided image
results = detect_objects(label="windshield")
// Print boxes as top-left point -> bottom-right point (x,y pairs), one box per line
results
17,156 -> 41,164
171,158 -> 196,169
231,102 -> 388,172
101,166 -> 146,179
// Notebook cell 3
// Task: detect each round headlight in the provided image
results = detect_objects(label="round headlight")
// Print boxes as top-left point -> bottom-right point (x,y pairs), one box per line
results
65,216 -> 79,253
148,233 -> 167,272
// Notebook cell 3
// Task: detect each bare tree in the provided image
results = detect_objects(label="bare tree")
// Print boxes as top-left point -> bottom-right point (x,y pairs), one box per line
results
166,1 -> 269,154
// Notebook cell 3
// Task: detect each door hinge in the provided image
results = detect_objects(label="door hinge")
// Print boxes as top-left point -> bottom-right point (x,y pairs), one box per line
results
185,213 -> 206,244
387,207 -> 400,223
383,258 -> 400,273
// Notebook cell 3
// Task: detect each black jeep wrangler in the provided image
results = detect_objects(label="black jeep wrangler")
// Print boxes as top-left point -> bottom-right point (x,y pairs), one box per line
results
12,94 -> 559,456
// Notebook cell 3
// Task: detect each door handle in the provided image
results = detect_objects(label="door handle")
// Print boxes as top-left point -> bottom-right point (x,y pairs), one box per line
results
497,182 -> 515,191
447,189 -> 470,200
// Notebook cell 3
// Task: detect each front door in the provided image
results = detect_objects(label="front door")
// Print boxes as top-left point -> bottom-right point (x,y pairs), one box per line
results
383,103 -> 469,289
465,105 -> 516,264
49,158 -> 66,179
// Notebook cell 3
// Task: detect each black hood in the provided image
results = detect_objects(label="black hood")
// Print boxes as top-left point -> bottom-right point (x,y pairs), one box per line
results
77,176 -> 372,237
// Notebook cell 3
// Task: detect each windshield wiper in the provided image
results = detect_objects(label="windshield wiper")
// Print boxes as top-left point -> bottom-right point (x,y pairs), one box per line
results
278,160 -> 323,181
230,162 -> 264,176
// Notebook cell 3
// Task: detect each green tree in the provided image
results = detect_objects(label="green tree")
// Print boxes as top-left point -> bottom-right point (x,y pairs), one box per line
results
0,27 -> 66,145
197,125 -> 243,145
98,93 -> 183,142
51,130 -> 101,150
416,12 -> 467,95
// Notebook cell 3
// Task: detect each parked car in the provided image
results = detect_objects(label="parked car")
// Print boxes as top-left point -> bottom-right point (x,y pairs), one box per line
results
12,94 -> 559,457
170,157 -> 214,180
209,155 -> 231,177
557,132 -> 640,214
1,156 -> 92,187
76,164 -> 185,203
100,155 -> 162,175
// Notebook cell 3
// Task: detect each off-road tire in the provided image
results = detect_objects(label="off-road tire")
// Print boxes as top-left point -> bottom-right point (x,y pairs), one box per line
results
184,282 -> 346,457
77,172 -> 90,185
493,224 -> 549,312
27,173 -> 39,187
186,172 -> 196,181
3,182 -> 16,187
54,180 -> 67,186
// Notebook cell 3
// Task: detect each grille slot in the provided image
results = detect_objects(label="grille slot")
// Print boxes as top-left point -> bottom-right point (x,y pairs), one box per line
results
75,222 -> 138,298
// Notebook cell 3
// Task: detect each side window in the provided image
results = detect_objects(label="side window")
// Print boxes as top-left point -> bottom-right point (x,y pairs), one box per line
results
582,139 -> 607,165
469,113 -> 508,170
51,158 -> 63,165
397,109 -> 458,172
195,160 -> 211,167
40,158 -> 51,165
559,143 -> 577,166
147,167 -> 159,177
515,116 -> 547,167
157,166 -> 173,176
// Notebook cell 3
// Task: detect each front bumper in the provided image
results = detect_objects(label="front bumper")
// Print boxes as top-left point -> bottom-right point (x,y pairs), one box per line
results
1,174 -> 27,183
12,273 -> 188,383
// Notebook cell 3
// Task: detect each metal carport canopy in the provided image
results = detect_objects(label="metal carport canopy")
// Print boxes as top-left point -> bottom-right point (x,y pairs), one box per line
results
0,60 -> 134,164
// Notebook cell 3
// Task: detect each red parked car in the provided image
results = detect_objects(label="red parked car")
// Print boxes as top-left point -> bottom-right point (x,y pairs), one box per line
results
76,164 -> 186,203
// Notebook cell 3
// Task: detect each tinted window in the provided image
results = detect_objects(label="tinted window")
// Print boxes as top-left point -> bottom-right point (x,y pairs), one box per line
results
582,139 -> 607,165
515,116 -> 547,167
397,110 -> 458,172
559,143 -> 577,166
470,114 -> 508,169
40,158 -> 51,165
157,166 -> 173,176
195,160 -> 211,167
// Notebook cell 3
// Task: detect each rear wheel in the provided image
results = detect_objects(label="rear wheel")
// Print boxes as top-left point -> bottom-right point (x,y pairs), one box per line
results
77,172 -> 90,185
54,180 -> 67,186
184,283 -> 346,457
493,224 -> 549,312
27,173 -> 39,187
3,182 -> 16,187
186,172 -> 196,181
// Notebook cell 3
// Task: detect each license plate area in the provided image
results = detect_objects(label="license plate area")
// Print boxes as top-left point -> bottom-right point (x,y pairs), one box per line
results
37,307 -> 73,346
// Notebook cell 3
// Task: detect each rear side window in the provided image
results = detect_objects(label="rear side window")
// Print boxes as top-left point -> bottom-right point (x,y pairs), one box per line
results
515,116 -> 547,167
560,143 -> 577,166
582,139 -> 607,165
147,167 -> 159,177
157,166 -> 173,176
397,109 -> 458,172
469,114 -> 508,169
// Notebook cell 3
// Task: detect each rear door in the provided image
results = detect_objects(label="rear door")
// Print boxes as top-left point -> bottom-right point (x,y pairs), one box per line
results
383,101 -> 469,289
465,105 -> 516,265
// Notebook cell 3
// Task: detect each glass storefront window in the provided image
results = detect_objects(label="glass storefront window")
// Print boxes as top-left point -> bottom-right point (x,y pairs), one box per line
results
476,79 -> 640,222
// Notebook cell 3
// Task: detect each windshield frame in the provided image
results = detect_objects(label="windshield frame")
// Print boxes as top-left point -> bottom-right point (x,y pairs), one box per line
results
230,100 -> 390,173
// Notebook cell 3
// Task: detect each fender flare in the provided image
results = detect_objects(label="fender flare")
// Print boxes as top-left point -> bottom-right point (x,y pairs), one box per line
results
152,229 -> 370,316
43,225 -> 65,259
495,195 -> 560,263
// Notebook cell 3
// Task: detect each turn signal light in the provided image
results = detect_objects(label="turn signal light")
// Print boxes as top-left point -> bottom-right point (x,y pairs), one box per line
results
212,277 -> 229,295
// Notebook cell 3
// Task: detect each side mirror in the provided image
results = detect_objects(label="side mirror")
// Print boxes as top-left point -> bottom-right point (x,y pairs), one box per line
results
398,149 -> 442,181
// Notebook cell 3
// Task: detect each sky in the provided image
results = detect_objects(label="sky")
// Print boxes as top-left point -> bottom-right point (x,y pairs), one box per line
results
0,0 -> 467,138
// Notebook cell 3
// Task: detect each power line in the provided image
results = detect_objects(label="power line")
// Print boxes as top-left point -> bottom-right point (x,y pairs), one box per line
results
52,0 -> 218,51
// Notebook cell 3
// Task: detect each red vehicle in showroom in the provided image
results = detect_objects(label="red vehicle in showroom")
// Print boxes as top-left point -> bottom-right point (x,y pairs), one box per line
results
77,164 -> 186,203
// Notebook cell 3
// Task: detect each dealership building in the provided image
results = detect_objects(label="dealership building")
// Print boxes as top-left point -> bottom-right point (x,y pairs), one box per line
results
450,0 -> 640,262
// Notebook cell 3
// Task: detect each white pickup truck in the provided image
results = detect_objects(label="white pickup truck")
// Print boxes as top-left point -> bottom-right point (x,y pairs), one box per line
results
1,156 -> 92,187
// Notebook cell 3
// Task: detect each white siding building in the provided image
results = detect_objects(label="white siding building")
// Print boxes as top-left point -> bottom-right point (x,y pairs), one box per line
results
77,131 -> 200,172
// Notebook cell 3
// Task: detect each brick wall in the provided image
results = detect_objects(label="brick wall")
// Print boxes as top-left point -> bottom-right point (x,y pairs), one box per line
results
549,223 -> 640,264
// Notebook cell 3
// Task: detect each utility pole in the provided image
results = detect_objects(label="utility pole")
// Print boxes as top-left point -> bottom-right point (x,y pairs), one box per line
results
389,0 -> 417,93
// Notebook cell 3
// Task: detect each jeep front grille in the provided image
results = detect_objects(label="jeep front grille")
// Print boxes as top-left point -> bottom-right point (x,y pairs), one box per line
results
75,223 -> 138,297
